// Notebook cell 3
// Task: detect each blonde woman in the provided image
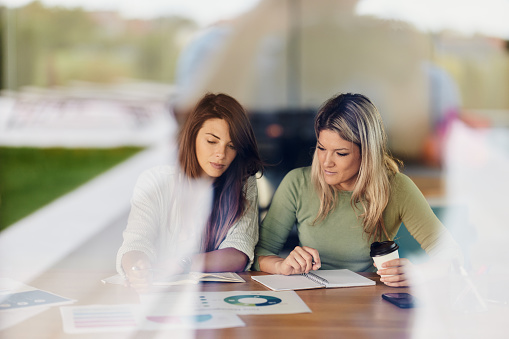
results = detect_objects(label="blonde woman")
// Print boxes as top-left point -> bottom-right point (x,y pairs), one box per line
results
254,93 -> 461,287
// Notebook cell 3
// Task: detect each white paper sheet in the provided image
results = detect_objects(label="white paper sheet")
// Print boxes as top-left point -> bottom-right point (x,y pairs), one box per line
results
140,290 -> 312,315
0,278 -> 75,330
60,304 -> 245,333
101,272 -> 245,286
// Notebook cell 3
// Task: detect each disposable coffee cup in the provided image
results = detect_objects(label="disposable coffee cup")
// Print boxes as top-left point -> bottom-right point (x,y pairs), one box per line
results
370,241 -> 399,276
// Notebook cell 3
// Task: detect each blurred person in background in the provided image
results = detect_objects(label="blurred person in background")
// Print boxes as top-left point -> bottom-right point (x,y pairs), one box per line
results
117,93 -> 264,293
254,93 -> 462,287
172,0 -> 438,174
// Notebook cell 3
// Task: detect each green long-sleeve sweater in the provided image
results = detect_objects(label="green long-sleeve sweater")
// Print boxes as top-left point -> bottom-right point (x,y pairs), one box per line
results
254,167 -> 459,272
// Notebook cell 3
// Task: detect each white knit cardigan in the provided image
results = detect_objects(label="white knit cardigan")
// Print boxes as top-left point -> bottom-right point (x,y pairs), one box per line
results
116,165 -> 259,276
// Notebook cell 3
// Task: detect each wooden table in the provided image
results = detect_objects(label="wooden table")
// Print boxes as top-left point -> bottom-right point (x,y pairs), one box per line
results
0,213 -> 416,339
1,268 -> 416,339
4,209 -> 506,339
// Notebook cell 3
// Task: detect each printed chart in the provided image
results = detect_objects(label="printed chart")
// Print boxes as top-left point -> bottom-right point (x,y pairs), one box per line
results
0,278 -> 74,311
0,278 -> 75,331
0,290 -> 73,311
224,294 -> 282,307
60,304 -> 245,333
141,290 -> 311,315
61,304 -> 138,333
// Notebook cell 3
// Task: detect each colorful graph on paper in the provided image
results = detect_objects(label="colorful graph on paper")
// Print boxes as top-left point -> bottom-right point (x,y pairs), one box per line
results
140,290 -> 311,315
61,305 -> 139,333
60,304 -> 244,333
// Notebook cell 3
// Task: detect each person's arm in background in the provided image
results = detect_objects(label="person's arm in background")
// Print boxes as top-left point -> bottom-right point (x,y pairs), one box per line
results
116,168 -> 168,293
255,169 -> 321,275
198,175 -> 260,272
156,175 -> 260,274
121,250 -> 153,293
154,248 -> 248,275
376,174 -> 463,287
189,248 -> 249,272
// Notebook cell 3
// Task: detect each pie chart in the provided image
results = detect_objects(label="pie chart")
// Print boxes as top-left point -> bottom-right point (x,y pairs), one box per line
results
223,294 -> 282,307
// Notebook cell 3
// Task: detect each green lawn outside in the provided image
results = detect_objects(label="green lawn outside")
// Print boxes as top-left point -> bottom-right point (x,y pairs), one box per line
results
0,147 -> 144,231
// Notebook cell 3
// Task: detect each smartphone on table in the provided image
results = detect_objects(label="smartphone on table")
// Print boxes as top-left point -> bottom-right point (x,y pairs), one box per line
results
382,293 -> 417,308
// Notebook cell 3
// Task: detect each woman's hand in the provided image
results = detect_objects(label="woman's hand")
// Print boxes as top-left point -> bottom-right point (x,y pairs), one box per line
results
375,258 -> 414,287
121,251 -> 153,294
276,246 -> 321,275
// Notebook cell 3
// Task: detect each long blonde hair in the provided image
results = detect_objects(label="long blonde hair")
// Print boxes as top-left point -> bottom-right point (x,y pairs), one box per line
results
311,93 -> 401,241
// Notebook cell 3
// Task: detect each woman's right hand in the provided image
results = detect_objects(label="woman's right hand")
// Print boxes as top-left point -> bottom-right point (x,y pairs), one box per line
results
276,246 -> 321,275
121,251 -> 153,294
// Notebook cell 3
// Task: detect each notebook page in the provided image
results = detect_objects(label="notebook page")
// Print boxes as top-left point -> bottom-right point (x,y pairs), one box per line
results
252,274 -> 324,291
314,269 -> 375,288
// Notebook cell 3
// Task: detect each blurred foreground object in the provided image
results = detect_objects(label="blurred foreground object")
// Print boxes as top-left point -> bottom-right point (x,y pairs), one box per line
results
173,0 -> 509,174
174,0 -> 433,169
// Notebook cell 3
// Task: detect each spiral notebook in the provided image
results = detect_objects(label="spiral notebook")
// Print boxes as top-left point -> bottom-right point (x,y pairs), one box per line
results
252,269 -> 375,291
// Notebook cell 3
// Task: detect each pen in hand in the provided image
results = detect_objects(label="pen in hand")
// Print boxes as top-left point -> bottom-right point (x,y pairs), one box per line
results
131,266 -> 155,272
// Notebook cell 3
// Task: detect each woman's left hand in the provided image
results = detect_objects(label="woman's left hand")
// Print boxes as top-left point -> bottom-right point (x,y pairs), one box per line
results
375,258 -> 414,287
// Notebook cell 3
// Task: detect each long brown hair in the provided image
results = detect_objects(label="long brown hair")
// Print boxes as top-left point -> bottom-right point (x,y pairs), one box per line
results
311,93 -> 401,241
178,93 -> 263,251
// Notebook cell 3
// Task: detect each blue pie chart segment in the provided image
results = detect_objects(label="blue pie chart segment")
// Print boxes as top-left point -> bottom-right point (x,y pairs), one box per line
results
223,295 -> 282,307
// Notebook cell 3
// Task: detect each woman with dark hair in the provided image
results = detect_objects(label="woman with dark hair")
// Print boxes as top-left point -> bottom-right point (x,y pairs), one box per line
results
254,93 -> 461,287
117,93 -> 263,292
